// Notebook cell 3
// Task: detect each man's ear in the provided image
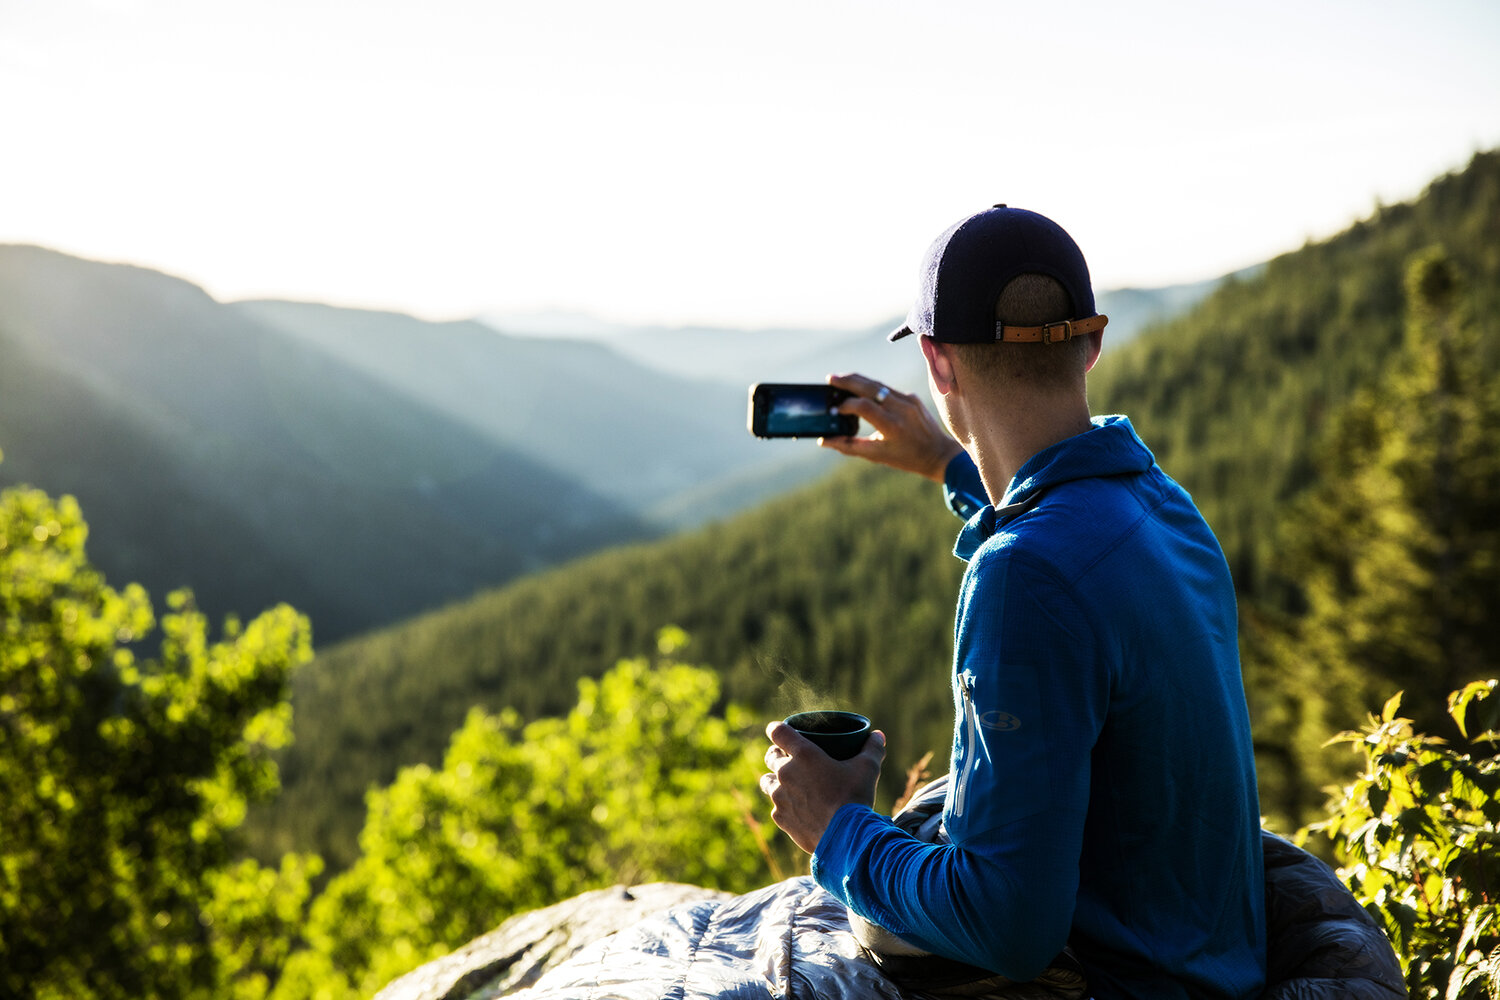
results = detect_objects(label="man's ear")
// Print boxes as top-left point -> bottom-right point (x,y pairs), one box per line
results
1082,330 -> 1104,373
920,336 -> 958,395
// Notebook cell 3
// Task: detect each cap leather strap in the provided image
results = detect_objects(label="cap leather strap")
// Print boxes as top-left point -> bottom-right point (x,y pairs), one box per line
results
994,314 -> 1109,344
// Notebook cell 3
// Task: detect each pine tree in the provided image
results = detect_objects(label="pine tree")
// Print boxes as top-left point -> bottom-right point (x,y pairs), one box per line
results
1255,246 -> 1500,819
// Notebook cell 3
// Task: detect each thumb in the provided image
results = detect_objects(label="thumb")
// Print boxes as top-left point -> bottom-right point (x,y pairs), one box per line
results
863,730 -> 888,763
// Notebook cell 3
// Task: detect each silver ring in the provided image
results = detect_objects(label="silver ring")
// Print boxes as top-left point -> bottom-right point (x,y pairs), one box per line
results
874,385 -> 891,404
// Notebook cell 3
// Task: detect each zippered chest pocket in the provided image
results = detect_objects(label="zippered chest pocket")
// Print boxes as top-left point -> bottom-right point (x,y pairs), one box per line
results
952,669 -> 981,819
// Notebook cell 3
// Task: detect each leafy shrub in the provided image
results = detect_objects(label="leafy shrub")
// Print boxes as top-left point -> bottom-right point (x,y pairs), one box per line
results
273,627 -> 785,999
0,478 -> 316,1000
1303,680 -> 1499,999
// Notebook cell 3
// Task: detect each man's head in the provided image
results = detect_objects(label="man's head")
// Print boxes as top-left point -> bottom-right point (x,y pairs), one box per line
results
890,205 -> 1107,390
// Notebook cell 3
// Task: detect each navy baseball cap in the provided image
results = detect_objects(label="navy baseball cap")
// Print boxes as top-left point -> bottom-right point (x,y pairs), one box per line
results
889,205 -> 1107,344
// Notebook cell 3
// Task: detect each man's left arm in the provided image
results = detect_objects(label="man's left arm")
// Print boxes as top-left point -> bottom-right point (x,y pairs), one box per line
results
812,802 -> 1084,982
764,728 -> 1079,980
780,551 -> 1104,980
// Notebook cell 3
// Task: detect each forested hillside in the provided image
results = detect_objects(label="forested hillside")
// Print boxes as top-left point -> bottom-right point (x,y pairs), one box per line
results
249,151 -> 1500,872
249,462 -> 959,866
0,249 -> 833,642
0,250 -> 667,642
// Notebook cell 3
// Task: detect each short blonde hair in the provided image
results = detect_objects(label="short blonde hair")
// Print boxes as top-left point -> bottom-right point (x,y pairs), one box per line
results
949,274 -> 1089,388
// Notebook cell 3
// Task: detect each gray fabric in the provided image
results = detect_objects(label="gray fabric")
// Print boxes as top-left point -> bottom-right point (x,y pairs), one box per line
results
501,876 -> 1085,1000
491,816 -> 1404,1000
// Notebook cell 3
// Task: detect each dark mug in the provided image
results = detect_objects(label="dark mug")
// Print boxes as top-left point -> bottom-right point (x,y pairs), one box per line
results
784,710 -> 872,761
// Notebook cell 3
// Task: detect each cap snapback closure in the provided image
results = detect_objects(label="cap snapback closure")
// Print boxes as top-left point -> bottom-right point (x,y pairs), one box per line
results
992,314 -> 1109,344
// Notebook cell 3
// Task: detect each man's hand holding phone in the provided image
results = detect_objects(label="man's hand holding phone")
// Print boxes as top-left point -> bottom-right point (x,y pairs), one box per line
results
818,373 -> 962,484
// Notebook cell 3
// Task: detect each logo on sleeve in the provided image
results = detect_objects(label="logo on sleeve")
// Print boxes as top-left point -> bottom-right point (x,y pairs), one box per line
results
980,710 -> 1021,732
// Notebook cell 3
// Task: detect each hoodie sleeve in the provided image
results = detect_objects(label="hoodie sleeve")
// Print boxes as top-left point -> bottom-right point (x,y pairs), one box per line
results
812,546 -> 1101,981
812,802 -> 1082,982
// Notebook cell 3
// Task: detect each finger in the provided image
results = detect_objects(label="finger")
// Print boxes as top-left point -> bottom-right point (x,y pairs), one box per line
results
759,771 -> 777,796
766,720 -> 816,756
819,431 -> 894,462
764,743 -> 789,771
837,394 -> 888,421
828,374 -> 913,414
862,730 -> 889,764
819,434 -> 876,455
832,372 -> 919,407
827,372 -> 887,400
829,430 -> 883,452
828,373 -> 906,416
837,399 -> 908,443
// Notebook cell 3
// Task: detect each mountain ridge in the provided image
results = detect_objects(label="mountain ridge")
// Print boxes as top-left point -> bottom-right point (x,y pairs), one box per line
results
233,299 -> 787,514
479,273 -> 1246,387
0,245 -> 652,643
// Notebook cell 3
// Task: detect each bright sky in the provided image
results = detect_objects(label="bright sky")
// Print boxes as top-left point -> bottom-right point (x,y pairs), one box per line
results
2,0 -> 1497,329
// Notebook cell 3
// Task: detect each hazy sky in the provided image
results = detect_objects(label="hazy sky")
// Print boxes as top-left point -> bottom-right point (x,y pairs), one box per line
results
2,0 -> 1497,328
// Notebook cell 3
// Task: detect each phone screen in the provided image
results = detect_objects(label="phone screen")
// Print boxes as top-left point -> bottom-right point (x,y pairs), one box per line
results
748,384 -> 858,438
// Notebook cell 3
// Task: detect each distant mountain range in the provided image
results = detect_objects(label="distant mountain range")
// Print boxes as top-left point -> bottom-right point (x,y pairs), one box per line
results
0,245 -> 1225,646
481,275 -> 1241,385
0,248 -> 650,643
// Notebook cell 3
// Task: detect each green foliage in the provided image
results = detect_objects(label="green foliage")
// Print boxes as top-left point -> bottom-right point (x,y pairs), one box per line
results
273,628 -> 785,999
0,481 -> 316,999
249,462 -> 963,871
1,478 -> 781,999
203,854 -> 324,1000
1247,246 -> 1500,826
1303,681 -> 1500,1000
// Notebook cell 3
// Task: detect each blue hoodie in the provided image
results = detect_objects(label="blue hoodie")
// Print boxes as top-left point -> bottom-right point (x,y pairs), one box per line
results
812,416 -> 1266,999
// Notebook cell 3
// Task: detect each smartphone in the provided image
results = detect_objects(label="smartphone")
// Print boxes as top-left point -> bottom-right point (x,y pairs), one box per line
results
747,383 -> 858,439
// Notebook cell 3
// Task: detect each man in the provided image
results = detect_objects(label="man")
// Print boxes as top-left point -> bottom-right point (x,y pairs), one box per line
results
760,206 -> 1267,998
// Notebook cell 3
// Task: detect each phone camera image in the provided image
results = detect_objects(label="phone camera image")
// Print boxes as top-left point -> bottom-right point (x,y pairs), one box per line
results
767,388 -> 836,435
748,384 -> 858,439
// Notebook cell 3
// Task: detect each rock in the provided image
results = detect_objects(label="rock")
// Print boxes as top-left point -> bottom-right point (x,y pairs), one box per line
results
373,882 -> 732,1000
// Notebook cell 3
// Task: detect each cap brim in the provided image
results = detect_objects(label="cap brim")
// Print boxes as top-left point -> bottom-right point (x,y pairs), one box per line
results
887,324 -> 915,342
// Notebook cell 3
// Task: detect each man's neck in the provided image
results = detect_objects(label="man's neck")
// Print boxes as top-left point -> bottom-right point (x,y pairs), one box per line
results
963,389 -> 1094,506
